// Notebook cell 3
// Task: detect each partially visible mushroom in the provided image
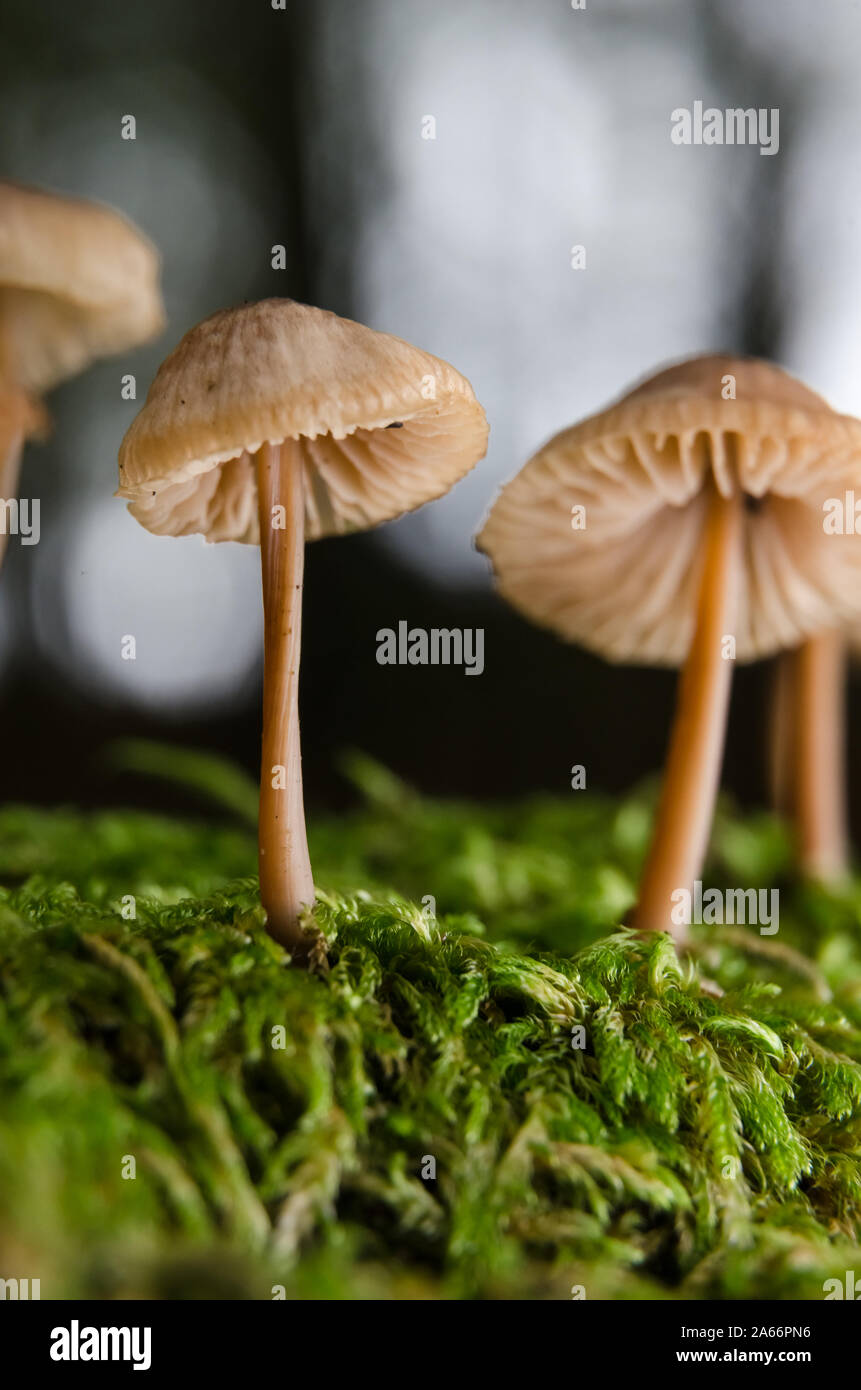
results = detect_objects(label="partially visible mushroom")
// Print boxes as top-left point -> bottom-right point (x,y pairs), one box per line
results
793,630 -> 849,881
118,298 -> 489,958
478,354 -> 861,940
0,180 -> 164,575
768,622 -> 852,884
0,181 -> 165,394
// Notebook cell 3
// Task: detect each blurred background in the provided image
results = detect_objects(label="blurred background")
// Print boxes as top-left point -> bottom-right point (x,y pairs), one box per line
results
1,0 -> 860,820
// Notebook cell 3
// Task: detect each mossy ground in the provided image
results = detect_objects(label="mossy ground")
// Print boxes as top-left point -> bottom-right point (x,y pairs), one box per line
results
1,750 -> 861,1300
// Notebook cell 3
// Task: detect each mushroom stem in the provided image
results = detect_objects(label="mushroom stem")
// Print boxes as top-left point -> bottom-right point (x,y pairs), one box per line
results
767,650 -> 797,818
0,424 -> 24,573
794,631 -> 848,882
256,439 -> 315,954
632,484 -> 743,939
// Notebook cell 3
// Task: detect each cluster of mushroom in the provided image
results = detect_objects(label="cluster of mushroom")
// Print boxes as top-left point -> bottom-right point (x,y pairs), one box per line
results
119,324 -> 861,959
8,180 -> 860,965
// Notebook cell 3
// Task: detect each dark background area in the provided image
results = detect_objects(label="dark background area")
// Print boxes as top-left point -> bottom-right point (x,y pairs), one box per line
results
0,0 -> 858,824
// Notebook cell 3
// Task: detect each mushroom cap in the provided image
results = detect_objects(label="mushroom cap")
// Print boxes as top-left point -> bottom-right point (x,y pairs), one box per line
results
0,181 -> 165,392
477,354 -> 861,666
117,299 -> 489,544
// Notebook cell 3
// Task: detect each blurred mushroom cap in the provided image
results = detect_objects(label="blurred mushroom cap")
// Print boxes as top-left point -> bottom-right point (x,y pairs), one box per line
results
117,299 -> 489,544
0,182 -> 165,392
478,354 -> 861,666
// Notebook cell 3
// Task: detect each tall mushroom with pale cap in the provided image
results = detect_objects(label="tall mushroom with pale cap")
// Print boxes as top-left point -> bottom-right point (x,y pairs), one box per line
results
117,298 -> 488,957
0,180 -> 164,568
478,354 -> 861,939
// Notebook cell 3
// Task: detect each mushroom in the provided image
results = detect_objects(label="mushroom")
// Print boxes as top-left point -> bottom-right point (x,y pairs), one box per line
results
767,628 -> 850,884
0,181 -> 165,394
117,298 -> 489,958
478,354 -> 861,939
764,383 -> 861,886
792,630 -> 849,881
0,180 -> 164,571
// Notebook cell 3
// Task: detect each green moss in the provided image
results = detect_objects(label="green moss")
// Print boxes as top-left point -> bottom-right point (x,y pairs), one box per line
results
0,753 -> 860,1299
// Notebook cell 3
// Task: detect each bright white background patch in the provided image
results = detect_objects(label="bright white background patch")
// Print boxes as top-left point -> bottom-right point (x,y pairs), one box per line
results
32,498 -> 262,714
320,0 -> 753,585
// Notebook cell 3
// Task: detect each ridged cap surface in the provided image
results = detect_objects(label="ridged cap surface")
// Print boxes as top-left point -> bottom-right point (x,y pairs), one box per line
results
118,299 -> 489,543
478,355 -> 861,665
